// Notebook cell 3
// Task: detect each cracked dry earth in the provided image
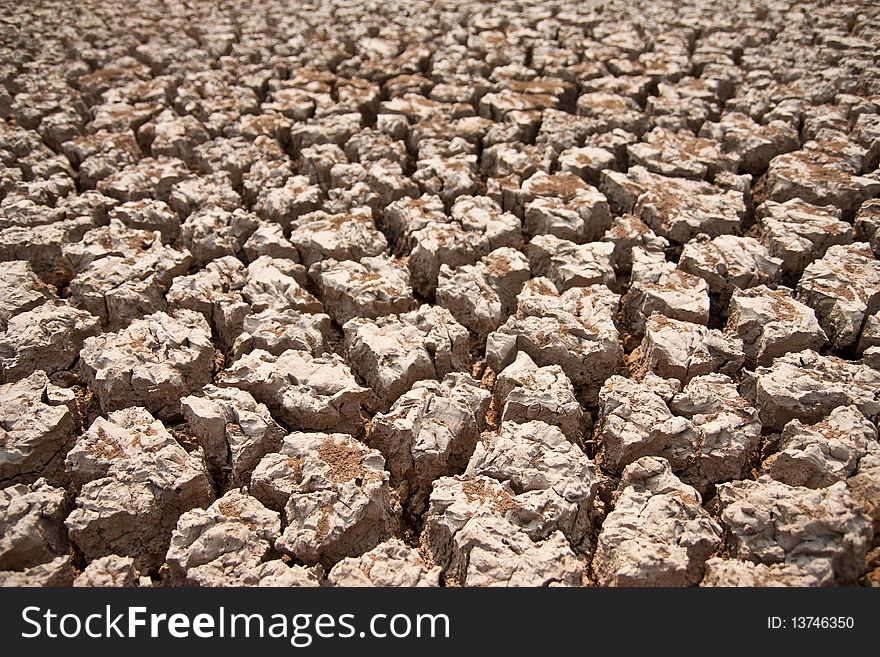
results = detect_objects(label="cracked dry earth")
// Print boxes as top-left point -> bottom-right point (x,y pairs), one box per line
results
1,0 -> 879,589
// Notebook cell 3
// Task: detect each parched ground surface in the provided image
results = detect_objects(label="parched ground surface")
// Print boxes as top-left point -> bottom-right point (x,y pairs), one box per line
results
1,0 -> 879,587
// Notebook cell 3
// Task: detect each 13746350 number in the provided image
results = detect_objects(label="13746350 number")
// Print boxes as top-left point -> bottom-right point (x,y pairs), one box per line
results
767,617 -> 855,630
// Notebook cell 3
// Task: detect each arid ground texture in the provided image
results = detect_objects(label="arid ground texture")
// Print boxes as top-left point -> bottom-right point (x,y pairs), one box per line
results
1,0 -> 879,587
